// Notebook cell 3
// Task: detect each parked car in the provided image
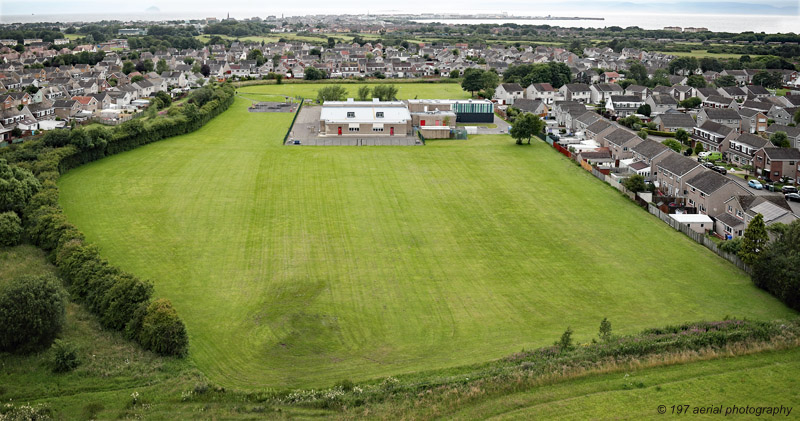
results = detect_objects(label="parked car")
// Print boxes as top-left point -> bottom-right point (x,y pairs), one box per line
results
712,166 -> 727,175
702,162 -> 715,168
782,186 -> 798,194
785,193 -> 800,202
748,180 -> 763,190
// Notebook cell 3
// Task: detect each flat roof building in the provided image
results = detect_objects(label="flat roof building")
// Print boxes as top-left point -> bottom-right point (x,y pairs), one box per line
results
319,99 -> 411,137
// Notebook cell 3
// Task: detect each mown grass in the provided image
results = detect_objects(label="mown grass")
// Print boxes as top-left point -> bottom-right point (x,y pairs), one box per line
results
656,50 -> 755,59
57,93 -> 795,390
237,82 -> 471,100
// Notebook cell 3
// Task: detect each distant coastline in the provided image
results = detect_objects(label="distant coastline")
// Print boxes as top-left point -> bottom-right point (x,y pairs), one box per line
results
408,15 -> 605,21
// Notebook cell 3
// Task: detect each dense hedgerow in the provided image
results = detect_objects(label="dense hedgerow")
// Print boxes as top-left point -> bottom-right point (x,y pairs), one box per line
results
0,84 -> 235,356
0,211 -> 23,246
0,274 -> 67,353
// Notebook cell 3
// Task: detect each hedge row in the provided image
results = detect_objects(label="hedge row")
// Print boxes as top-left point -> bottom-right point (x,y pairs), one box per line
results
643,129 -> 677,138
11,84 -> 235,357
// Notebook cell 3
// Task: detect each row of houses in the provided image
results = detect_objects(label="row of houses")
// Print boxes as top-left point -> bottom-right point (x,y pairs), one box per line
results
571,118 -> 798,239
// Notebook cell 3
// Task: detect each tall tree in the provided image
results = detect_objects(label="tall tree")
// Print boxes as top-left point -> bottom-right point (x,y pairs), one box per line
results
687,74 -> 707,88
739,214 -> 768,266
509,113 -> 544,145
461,68 -> 485,97
770,131 -> 790,148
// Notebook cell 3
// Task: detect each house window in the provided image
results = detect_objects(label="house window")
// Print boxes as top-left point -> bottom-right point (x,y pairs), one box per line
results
347,112 -> 355,118
728,205 -> 732,213
376,112 -> 384,118
348,126 -> 359,132
725,226 -> 732,233
736,210 -> 743,218
791,162 -> 796,166
372,127 -> 383,132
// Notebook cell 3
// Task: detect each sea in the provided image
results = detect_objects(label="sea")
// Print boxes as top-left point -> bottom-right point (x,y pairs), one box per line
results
0,11 -> 797,34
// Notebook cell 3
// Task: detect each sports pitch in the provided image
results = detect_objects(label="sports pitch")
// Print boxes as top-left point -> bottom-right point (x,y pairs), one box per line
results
59,94 -> 794,388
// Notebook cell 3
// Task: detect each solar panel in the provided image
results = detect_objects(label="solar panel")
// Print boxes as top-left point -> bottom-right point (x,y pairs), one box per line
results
750,201 -> 788,222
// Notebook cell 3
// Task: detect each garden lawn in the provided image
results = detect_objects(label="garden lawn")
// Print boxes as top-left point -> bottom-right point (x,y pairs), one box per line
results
237,82 -> 471,101
58,96 -> 795,389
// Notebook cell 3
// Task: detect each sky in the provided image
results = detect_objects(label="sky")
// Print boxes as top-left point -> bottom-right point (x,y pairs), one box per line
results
1,0 -> 798,17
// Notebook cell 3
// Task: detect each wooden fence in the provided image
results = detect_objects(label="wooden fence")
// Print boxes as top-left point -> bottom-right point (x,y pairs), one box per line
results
546,134 -> 748,273
647,204 -> 751,274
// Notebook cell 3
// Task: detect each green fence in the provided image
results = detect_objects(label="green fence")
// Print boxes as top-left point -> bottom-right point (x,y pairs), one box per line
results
282,98 -> 304,145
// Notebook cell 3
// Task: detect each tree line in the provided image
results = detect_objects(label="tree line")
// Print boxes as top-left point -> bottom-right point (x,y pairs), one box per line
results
0,84 -> 236,357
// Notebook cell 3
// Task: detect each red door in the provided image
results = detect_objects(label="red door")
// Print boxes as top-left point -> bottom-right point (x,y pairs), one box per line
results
338,127 -> 342,136
420,120 -> 425,126
390,127 -> 394,136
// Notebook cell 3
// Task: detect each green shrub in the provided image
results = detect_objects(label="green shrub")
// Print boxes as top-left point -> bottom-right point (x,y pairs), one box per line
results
0,211 -> 23,246
0,158 -> 41,214
51,339 -> 80,373
100,274 -> 153,330
0,274 -> 66,353
136,299 -> 189,357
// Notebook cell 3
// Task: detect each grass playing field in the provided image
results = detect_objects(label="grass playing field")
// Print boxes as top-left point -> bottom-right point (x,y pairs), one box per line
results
58,94 -> 795,389
237,82 -> 471,101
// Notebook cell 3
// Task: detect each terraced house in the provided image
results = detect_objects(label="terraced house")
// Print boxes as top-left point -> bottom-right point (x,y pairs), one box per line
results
692,120 -> 736,153
684,170 -> 749,216
727,133 -> 772,167
655,153 -> 704,197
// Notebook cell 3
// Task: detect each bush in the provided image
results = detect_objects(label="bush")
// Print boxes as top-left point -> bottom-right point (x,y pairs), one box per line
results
136,299 -> 189,357
719,236 -> 743,253
0,211 -> 23,246
51,339 -> 80,373
0,158 -> 41,214
0,274 -> 66,353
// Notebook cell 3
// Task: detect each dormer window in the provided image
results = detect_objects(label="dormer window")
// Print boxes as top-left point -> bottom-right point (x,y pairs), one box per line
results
376,112 -> 384,118
347,112 -> 355,118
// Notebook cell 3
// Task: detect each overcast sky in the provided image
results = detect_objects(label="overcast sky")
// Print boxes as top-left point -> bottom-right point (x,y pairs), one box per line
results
2,0 -> 798,17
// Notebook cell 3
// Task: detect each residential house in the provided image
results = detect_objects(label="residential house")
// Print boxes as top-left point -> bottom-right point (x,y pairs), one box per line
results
652,113 -> 696,132
494,83 -> 524,105
603,128 -> 642,161
702,95 -> 737,109
630,140 -> 671,180
558,83 -> 591,103
769,106 -> 799,126
753,147 -> 800,183
525,85 -> 558,105
512,98 -> 548,118
53,99 -> 81,119
696,107 -> 742,131
738,108 -> 768,134
589,83 -> 623,104
573,111 -> 603,132
726,132 -> 771,167
71,96 -> 100,112
717,195 -> 794,238
684,170 -> 750,216
605,95 -> 644,117
27,100 -> 55,120
645,94 -> 679,115
717,86 -> 747,101
584,119 -> 614,140
624,85 -> 649,100
692,120 -> 736,153
655,153 -> 705,197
